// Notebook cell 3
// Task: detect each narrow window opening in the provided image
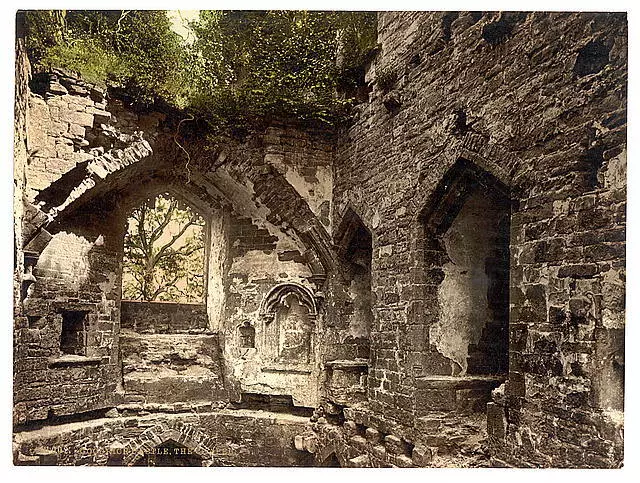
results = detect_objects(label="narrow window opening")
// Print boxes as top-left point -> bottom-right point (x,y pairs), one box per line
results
239,322 -> 256,349
337,210 -> 373,360
60,310 -> 87,356
424,160 -> 510,377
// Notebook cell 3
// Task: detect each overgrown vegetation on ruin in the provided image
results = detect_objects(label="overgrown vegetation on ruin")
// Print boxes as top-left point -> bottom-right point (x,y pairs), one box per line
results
22,10 -> 378,131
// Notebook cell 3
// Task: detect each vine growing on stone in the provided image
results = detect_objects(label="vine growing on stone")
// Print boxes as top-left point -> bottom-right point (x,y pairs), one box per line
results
22,10 -> 378,133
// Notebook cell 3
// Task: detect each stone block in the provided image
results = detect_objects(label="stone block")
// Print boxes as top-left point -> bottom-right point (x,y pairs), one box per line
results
371,444 -> 387,460
411,444 -> 436,466
349,454 -> 371,468
365,427 -> 382,444
294,434 -> 304,451
303,435 -> 318,453
60,110 -> 94,127
349,435 -> 368,451
383,434 -> 404,455
68,123 -> 86,138
394,454 -> 414,467
34,447 -> 58,465
343,420 -> 358,436
47,121 -> 68,136
486,402 -> 507,442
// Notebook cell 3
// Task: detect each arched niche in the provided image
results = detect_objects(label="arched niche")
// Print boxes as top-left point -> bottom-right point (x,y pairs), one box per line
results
421,158 -> 511,376
319,452 -> 342,467
259,283 -> 318,365
259,283 -> 318,320
335,207 -> 374,343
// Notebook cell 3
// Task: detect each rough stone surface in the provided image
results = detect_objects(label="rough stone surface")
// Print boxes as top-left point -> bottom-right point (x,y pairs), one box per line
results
13,11 -> 626,468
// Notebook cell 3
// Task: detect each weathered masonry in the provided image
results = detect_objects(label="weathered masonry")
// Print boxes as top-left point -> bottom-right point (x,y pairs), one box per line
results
13,11 -> 626,467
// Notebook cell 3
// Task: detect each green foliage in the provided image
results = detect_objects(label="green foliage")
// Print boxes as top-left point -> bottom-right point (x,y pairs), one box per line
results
122,193 -> 205,302
24,10 -> 186,104
22,10 -> 379,129
186,11 -> 345,127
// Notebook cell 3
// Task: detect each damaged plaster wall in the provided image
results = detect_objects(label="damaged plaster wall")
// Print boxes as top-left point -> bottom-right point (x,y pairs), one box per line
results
264,125 -> 334,233
432,192 -> 506,375
332,11 -> 626,468
34,232 -> 94,291
225,213 -> 320,408
15,218 -> 125,423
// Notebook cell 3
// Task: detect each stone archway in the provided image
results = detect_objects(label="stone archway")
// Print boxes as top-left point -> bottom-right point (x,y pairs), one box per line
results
315,441 -> 347,468
122,424 -> 214,466
420,158 -> 511,377
319,452 -> 341,467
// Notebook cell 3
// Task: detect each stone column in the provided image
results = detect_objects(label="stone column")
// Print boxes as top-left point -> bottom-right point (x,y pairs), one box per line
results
206,207 -> 229,332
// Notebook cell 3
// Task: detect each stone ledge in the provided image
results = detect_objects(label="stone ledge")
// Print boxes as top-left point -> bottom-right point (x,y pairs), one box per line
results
262,364 -> 314,374
48,355 -> 104,368
414,375 -> 505,390
324,358 -> 369,369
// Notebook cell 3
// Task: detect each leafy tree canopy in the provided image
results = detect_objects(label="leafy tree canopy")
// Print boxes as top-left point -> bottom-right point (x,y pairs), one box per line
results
122,193 -> 205,303
22,10 -> 378,131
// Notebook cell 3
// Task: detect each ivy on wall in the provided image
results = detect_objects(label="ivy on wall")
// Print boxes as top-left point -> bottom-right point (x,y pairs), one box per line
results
22,10 -> 378,132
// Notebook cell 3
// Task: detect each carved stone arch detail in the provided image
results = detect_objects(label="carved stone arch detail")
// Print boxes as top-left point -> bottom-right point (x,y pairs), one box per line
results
122,423 -> 213,466
38,151 -> 334,289
335,197 -> 372,233
333,205 -> 373,258
259,283 -> 319,322
409,134 -> 521,221
259,283 -> 319,365
420,157 -> 512,237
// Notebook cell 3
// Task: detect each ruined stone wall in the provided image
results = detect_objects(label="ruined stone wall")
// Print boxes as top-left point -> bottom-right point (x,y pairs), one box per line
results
120,300 -> 208,333
15,216 -> 125,424
333,11 -> 626,467
120,332 -> 227,404
15,68 -> 338,421
24,70 -> 163,202
14,11 -> 627,468
13,408 -> 311,466
14,30 -> 29,316
195,125 -> 336,409
14,71 -> 162,425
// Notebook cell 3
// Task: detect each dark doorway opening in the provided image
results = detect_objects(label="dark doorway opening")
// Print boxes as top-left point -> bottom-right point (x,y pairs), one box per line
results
319,452 -> 341,467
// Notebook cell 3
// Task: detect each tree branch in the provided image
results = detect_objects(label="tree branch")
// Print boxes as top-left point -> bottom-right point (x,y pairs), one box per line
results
148,200 -> 177,248
152,214 -> 200,264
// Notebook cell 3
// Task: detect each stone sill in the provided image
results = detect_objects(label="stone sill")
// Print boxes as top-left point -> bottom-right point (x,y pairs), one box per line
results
328,386 -> 367,395
121,299 -> 205,307
414,374 -> 505,390
324,359 -> 369,369
48,355 -> 104,368
121,329 -> 217,337
262,364 -> 313,375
